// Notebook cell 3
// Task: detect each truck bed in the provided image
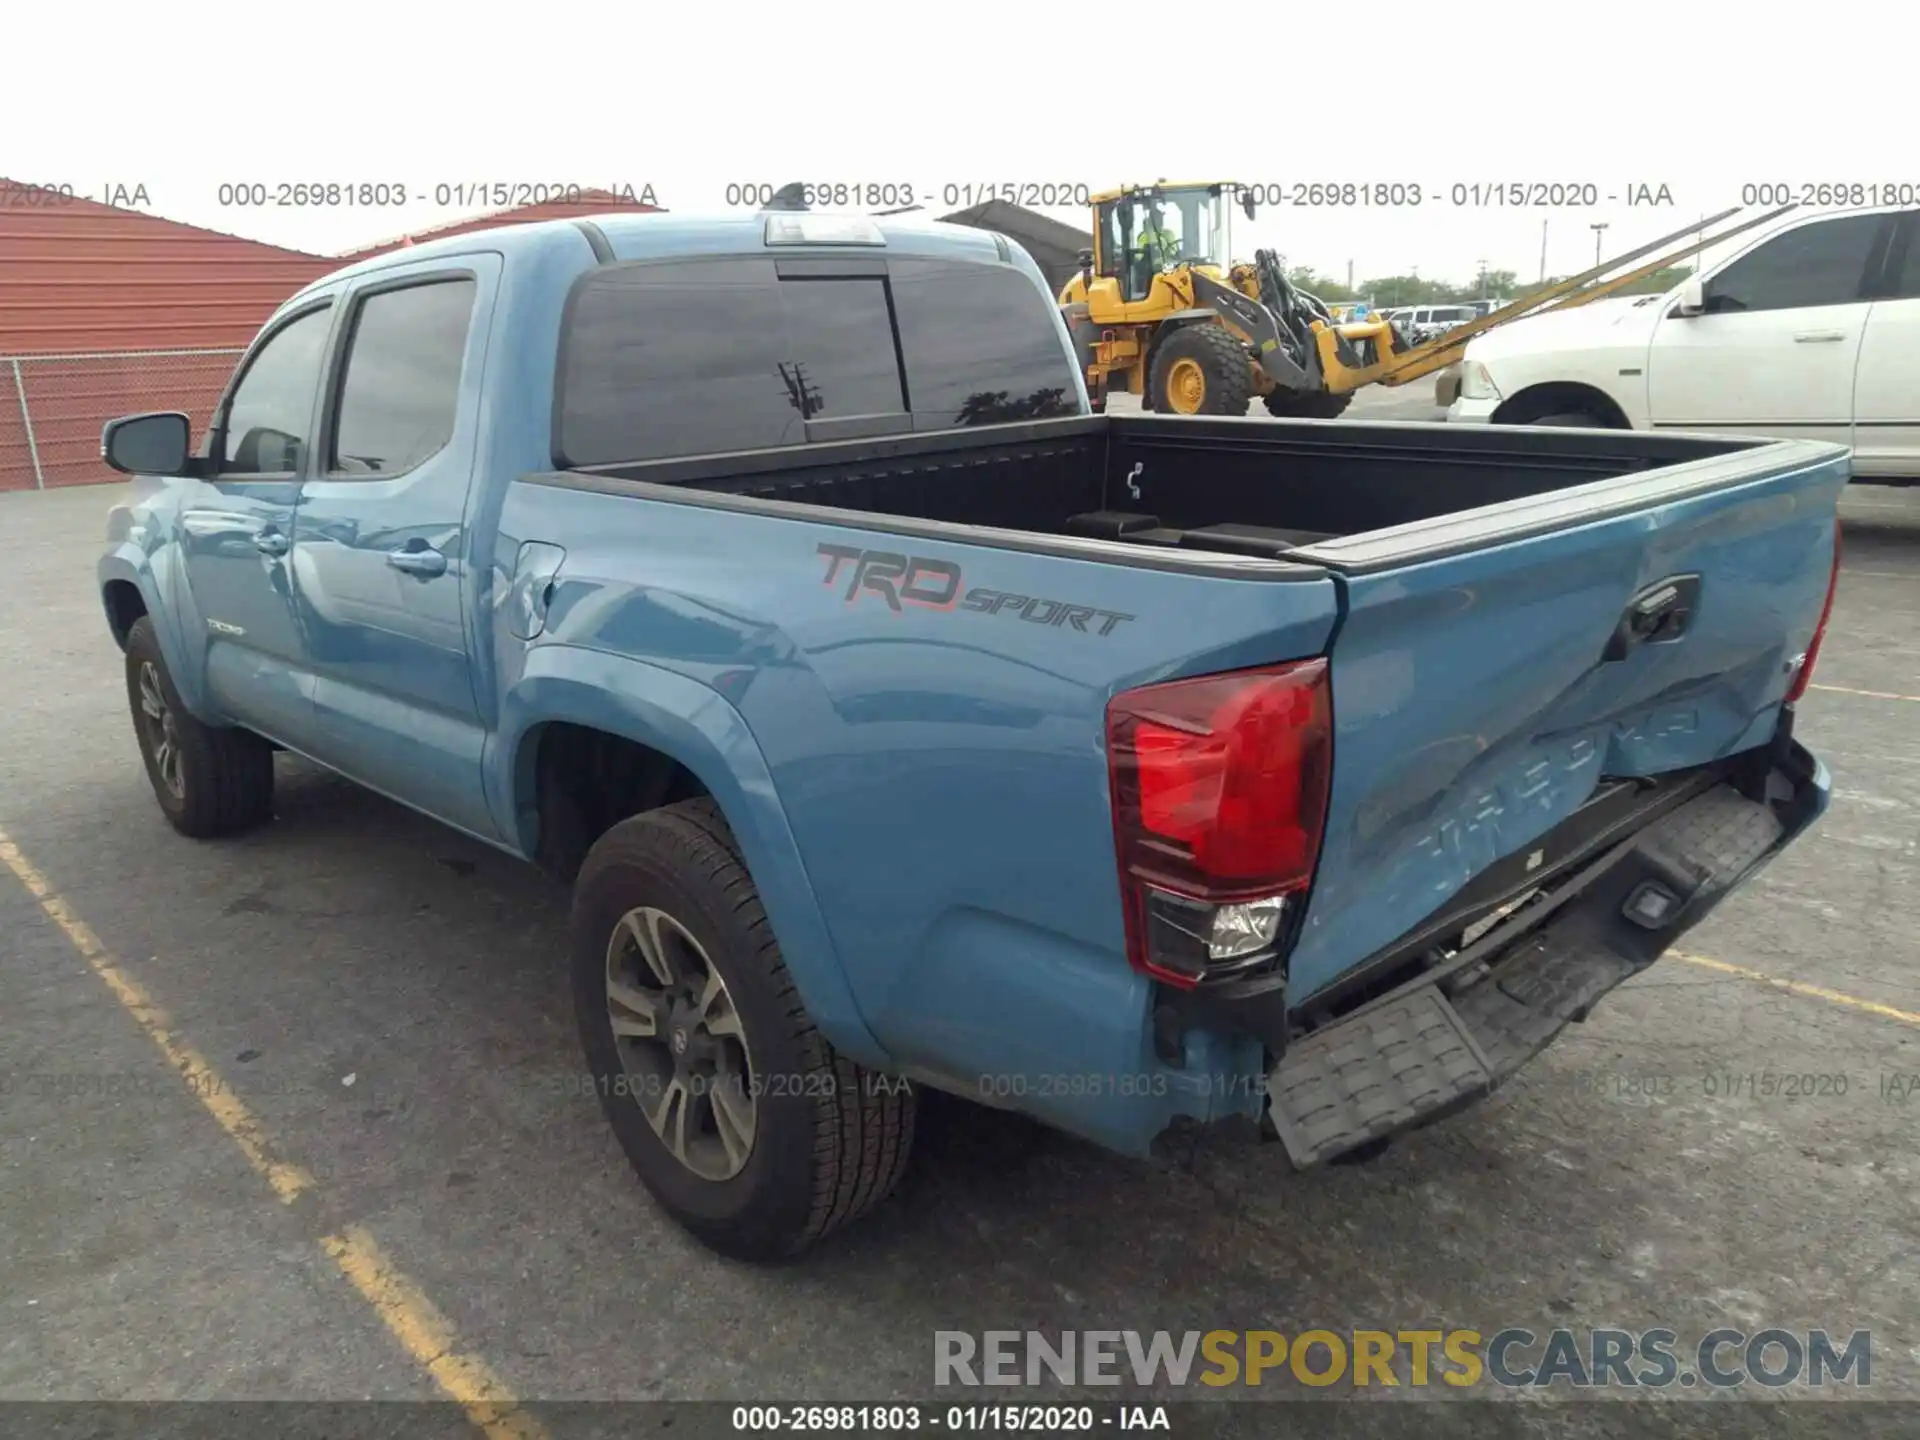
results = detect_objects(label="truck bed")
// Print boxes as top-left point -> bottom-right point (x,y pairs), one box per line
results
554,412 -> 1768,566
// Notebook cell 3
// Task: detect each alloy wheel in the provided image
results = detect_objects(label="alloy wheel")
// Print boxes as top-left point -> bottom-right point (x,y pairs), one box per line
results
137,662 -> 185,799
604,905 -> 757,1181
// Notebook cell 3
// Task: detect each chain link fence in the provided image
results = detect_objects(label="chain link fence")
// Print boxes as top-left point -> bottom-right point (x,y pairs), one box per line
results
2,348 -> 244,493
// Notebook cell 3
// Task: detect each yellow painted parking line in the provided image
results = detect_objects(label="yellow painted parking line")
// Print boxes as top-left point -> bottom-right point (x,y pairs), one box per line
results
1809,683 -> 1920,703
324,1227 -> 551,1440
0,826 -> 549,1440
0,831 -> 317,1204
1674,950 -> 1920,1028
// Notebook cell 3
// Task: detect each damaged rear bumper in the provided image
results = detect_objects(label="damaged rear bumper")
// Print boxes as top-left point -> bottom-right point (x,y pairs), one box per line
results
1263,736 -> 1830,1169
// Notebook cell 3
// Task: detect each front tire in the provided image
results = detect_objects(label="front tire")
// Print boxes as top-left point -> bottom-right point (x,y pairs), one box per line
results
124,617 -> 275,837
1523,410 -> 1615,428
1148,324 -> 1254,416
570,799 -> 915,1261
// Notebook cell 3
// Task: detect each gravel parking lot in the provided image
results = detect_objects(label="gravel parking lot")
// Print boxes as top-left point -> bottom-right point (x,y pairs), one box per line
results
2,446 -> 1915,1437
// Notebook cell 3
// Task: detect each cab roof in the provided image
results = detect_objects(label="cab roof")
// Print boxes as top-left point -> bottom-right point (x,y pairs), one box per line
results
291,209 -> 1012,303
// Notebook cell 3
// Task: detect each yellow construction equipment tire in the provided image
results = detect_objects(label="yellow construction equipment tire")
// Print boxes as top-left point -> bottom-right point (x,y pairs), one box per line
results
1262,390 -> 1353,420
1148,325 -> 1253,417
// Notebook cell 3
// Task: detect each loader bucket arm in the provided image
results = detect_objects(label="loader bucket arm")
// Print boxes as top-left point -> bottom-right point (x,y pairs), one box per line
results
1190,268 -> 1317,390
1346,204 -> 1799,390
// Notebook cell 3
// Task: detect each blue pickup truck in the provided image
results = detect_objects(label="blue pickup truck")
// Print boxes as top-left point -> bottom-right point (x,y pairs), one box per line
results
98,208 -> 1843,1260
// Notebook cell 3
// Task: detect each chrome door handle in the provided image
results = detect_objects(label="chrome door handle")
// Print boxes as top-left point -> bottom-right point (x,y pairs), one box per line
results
252,529 -> 290,557
386,546 -> 448,578
1793,331 -> 1846,343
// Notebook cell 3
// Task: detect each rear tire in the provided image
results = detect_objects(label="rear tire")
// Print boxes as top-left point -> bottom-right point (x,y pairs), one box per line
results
1262,390 -> 1353,420
1148,324 -> 1254,416
571,799 -> 915,1261
124,617 -> 275,838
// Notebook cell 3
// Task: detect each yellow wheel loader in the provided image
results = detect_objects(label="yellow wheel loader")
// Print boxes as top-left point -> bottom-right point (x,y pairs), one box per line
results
1056,180 -> 1395,418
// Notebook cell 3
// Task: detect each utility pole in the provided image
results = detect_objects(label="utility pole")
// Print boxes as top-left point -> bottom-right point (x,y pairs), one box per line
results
1538,219 -> 1549,283
1477,257 -> 1489,299
778,362 -> 823,418
1346,258 -> 1354,292
1591,221 -> 1609,268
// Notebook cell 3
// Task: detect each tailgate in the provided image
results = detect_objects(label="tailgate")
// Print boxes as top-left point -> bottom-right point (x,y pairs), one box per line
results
1280,437 -> 1849,1002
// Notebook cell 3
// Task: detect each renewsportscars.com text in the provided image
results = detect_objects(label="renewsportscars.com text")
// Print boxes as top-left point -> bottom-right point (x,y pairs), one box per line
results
934,1328 -> 1872,1390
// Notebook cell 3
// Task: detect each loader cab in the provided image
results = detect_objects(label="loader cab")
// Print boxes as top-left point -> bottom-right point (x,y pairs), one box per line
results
1093,183 -> 1237,301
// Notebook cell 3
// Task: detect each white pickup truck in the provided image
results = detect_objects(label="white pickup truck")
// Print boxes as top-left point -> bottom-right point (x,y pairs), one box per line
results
1443,204 -> 1919,484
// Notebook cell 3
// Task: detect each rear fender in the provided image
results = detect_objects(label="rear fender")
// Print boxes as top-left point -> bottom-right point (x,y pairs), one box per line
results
492,643 -> 891,1071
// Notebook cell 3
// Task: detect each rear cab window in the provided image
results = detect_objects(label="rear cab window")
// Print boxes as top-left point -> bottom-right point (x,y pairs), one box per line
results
890,258 -> 1082,428
554,252 -> 1079,467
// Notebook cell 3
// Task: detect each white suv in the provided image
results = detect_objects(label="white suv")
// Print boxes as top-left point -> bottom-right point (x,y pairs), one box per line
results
1398,305 -> 1478,342
1443,205 -> 1919,484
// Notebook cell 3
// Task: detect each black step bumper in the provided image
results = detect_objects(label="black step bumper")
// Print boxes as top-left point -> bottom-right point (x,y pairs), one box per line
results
1265,740 -> 1831,1169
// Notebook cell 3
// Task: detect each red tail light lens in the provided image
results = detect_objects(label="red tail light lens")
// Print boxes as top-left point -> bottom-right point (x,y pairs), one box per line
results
1784,525 -> 1842,705
1107,659 -> 1333,987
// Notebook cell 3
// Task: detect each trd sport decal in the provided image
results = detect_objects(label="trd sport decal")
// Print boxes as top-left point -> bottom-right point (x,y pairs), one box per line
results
817,543 -> 1135,637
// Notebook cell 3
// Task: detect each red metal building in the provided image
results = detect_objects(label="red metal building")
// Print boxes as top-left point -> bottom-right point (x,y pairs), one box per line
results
0,187 -> 336,491
0,185 -> 666,492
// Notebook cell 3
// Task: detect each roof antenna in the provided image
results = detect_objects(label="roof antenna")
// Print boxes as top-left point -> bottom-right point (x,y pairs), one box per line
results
764,182 -> 809,212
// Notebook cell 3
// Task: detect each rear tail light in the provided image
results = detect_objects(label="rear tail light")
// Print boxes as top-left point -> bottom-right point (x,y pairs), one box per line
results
1106,659 -> 1333,988
1784,524 -> 1842,705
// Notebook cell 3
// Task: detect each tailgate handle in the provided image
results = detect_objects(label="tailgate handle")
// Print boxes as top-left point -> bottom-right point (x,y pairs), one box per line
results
1603,574 -> 1701,661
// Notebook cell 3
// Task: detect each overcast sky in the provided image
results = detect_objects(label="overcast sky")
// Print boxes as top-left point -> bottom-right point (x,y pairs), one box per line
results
10,0 -> 1899,288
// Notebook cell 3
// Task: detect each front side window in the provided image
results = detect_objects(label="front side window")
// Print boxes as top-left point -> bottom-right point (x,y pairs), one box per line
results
1881,212 -> 1918,299
330,279 -> 477,476
219,306 -> 332,474
1705,214 -> 1886,314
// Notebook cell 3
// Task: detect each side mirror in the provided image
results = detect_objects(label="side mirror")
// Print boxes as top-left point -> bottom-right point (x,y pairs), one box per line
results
101,412 -> 192,476
1674,277 -> 1706,316
1241,191 -> 1257,221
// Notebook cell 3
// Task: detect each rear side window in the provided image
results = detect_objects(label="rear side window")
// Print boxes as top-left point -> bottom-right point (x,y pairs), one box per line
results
890,259 -> 1079,428
330,278 -> 477,476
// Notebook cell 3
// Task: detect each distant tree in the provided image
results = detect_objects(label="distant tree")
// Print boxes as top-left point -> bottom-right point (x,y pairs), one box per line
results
1365,275 -> 1472,306
1476,268 -> 1520,299
1509,263 -> 1693,304
1287,266 -> 1358,302
1615,264 -> 1694,296
1296,260 -> 1691,311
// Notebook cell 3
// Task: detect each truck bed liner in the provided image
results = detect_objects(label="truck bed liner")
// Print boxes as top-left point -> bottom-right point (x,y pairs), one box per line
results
558,413 -> 1774,568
